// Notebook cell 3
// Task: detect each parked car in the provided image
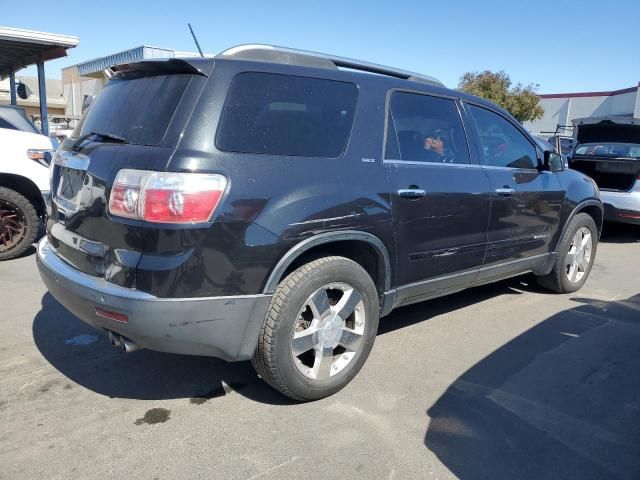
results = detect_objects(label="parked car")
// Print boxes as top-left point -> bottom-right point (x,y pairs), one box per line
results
37,46 -> 603,400
0,104 -> 55,260
568,116 -> 640,224
533,135 -> 558,153
547,135 -> 575,156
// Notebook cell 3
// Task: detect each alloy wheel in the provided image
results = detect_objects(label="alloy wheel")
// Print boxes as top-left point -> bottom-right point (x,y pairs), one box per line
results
0,199 -> 27,253
290,282 -> 366,380
565,227 -> 593,284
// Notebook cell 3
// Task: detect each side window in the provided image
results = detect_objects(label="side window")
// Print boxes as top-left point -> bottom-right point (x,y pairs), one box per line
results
216,72 -> 358,158
467,105 -> 538,169
385,92 -> 470,164
0,118 -> 18,130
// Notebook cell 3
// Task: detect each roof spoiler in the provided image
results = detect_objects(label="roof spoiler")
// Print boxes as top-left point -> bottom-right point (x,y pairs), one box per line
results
107,58 -> 208,78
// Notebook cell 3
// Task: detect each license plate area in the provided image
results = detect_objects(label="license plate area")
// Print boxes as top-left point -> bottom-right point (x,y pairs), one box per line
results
55,167 -> 87,212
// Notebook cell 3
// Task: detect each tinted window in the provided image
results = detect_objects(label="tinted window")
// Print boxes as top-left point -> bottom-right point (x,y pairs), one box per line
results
75,73 -> 192,146
385,92 -> 470,164
468,105 -> 538,169
0,118 -> 18,130
216,72 -> 358,157
574,143 -> 640,159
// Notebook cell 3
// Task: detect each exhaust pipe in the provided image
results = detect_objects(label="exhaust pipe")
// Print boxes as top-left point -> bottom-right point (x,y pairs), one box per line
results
108,331 -> 123,347
122,337 -> 141,353
107,331 -> 141,352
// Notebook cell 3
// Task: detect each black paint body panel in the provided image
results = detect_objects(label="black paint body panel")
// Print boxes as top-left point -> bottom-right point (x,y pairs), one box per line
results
47,56 -> 602,308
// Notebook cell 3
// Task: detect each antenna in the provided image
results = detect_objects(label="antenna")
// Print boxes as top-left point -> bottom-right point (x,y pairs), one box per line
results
188,23 -> 204,57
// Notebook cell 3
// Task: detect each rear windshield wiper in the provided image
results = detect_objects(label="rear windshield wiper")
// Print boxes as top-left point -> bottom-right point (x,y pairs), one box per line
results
71,130 -> 127,151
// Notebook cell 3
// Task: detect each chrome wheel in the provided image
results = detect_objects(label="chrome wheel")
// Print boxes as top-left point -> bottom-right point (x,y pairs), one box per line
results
291,282 -> 365,380
565,227 -> 593,284
0,199 -> 27,254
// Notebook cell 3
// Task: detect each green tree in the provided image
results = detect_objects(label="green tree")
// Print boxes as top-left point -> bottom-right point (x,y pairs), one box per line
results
458,71 -> 544,123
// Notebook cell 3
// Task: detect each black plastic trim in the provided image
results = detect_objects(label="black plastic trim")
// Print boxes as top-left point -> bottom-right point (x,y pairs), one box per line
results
557,199 -> 604,248
263,230 -> 392,294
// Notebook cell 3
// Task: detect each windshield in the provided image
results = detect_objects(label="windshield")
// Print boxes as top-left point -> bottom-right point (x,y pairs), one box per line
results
574,143 -> 640,159
73,72 -> 192,147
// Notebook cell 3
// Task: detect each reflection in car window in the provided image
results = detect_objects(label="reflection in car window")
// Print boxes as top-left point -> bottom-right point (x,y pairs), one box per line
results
385,92 -> 470,164
468,105 -> 537,169
574,143 -> 640,159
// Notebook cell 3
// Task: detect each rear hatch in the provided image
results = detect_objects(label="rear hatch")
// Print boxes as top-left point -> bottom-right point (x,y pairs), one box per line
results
48,59 -> 211,288
570,119 -> 640,191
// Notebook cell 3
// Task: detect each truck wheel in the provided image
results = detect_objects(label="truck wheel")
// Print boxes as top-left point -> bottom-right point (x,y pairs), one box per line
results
535,212 -> 598,293
252,256 -> 379,401
0,187 -> 40,261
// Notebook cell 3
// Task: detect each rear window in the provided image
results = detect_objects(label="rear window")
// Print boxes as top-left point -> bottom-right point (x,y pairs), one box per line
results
74,72 -> 192,146
216,72 -> 358,157
574,143 -> 640,159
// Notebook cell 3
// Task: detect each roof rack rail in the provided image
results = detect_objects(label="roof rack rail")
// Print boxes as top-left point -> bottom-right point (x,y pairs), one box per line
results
216,44 -> 444,87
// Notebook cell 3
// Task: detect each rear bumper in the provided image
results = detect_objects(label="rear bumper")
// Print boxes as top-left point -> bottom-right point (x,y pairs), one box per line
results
36,238 -> 272,361
601,189 -> 640,225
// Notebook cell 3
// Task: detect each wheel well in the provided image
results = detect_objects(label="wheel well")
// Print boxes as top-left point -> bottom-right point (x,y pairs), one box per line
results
0,173 -> 45,217
578,204 -> 604,236
279,240 -> 388,295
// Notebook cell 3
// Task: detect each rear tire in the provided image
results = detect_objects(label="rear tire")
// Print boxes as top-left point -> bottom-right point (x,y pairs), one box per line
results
252,256 -> 379,401
535,212 -> 598,293
0,187 -> 39,261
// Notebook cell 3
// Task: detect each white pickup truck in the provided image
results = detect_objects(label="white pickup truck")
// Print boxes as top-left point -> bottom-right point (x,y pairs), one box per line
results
0,105 -> 56,260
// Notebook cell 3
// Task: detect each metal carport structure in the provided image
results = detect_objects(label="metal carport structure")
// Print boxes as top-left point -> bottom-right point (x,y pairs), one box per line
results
0,26 -> 78,135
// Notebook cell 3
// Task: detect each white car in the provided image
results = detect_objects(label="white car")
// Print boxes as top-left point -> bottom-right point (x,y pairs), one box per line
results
0,105 -> 56,260
569,116 -> 640,225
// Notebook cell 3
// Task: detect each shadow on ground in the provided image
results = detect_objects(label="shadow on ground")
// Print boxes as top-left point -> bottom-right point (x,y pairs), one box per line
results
599,222 -> 640,244
33,276 -> 537,405
425,293 -> 640,480
32,293 -> 295,405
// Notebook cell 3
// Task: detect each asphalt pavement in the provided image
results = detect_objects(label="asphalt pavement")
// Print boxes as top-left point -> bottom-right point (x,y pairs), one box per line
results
1,224 -> 639,480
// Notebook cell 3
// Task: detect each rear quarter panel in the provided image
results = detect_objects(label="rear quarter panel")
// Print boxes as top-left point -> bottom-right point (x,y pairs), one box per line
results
150,61 -> 396,298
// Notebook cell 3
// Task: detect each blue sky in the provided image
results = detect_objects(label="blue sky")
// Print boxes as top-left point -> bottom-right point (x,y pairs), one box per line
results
4,0 -> 639,93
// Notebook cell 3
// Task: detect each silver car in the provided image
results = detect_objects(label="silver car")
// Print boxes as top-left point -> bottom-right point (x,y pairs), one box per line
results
569,116 -> 640,225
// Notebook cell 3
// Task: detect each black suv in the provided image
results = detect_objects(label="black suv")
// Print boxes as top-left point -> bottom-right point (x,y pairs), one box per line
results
38,45 -> 603,401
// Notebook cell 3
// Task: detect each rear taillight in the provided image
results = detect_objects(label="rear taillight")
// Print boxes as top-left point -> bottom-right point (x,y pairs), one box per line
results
108,169 -> 227,224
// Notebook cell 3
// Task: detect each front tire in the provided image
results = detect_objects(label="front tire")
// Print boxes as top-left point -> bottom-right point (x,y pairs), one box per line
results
536,212 -> 598,293
252,256 -> 379,401
0,187 -> 40,261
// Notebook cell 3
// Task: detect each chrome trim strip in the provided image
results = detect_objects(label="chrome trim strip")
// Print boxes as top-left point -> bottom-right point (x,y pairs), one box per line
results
383,159 -> 482,168
54,150 -> 91,171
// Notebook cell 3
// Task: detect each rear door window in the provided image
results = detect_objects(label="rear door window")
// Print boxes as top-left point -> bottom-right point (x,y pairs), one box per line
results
384,91 -> 470,164
216,72 -> 358,157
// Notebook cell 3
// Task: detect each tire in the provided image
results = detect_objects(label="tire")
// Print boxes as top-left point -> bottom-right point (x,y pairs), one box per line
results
252,256 -> 379,401
535,212 -> 598,293
0,187 -> 40,261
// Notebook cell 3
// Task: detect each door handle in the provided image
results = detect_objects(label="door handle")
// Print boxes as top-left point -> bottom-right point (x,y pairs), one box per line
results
397,188 -> 427,198
495,187 -> 515,196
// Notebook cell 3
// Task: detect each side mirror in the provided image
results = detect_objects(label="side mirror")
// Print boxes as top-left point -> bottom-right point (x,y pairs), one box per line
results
544,151 -> 565,172
16,82 -> 32,100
